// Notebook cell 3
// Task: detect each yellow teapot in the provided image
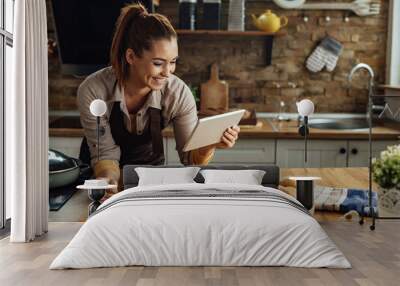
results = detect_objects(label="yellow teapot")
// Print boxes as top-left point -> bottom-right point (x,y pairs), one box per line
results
251,10 -> 288,33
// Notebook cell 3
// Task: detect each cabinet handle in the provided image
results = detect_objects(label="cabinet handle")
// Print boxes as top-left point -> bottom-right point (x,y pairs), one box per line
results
351,148 -> 358,155
339,147 -> 346,154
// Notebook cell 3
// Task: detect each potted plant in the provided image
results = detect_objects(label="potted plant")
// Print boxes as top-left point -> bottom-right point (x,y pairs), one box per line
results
372,144 -> 400,217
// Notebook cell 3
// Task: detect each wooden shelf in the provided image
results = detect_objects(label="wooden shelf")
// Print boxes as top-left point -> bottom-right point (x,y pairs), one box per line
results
372,95 -> 400,98
378,85 -> 400,91
376,85 -> 400,98
176,29 -> 287,37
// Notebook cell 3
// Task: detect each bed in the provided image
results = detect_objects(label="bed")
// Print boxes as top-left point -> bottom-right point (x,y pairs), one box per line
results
50,165 -> 351,269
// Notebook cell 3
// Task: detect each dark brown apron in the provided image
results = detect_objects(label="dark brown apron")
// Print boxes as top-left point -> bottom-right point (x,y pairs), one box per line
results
79,102 -> 165,167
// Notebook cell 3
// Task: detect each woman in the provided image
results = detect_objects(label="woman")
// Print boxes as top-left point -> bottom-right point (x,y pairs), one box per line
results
78,3 -> 240,189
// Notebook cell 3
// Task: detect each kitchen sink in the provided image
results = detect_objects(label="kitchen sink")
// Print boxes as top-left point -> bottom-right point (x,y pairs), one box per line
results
308,118 -> 371,130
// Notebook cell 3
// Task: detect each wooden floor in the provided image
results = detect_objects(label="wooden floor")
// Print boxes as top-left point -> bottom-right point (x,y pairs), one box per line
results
49,189 -> 90,222
1,221 -> 399,286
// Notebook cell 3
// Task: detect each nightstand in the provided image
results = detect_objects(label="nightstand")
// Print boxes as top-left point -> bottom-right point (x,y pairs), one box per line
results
288,176 -> 321,214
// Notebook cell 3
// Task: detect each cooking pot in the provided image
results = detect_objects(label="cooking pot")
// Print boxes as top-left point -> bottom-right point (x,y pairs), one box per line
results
49,149 -> 91,189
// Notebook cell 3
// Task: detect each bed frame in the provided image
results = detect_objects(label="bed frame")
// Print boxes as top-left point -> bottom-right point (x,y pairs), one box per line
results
122,165 -> 280,190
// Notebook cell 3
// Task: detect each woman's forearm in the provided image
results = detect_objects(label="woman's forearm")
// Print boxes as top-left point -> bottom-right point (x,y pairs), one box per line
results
93,159 -> 120,185
189,145 -> 215,165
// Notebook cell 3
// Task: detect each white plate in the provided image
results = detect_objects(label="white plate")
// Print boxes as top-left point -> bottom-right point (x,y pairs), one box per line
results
76,184 -> 117,190
288,176 -> 321,181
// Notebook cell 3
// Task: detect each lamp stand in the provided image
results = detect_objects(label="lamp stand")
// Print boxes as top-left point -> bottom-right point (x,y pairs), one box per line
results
292,115 -> 319,214
304,116 -> 308,165
359,81 -> 375,230
96,116 -> 100,162
93,116 -> 106,210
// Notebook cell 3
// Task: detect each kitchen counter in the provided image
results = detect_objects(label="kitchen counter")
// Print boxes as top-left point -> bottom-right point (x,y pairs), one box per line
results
49,115 -> 400,140
162,118 -> 400,140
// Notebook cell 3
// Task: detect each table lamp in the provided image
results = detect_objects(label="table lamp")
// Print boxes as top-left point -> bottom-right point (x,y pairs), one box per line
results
296,99 -> 314,164
89,99 -> 107,162
82,99 -> 108,215
290,99 -> 320,214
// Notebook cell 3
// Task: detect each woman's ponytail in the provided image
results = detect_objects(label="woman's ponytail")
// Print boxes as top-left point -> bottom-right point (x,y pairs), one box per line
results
110,3 -> 148,87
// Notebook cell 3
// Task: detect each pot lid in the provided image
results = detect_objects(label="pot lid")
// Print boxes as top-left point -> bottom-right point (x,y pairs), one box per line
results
49,149 -> 78,172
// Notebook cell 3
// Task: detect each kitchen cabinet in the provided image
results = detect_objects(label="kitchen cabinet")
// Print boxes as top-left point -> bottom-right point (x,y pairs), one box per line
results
49,135 -> 399,167
165,137 -> 399,167
276,139 -> 399,168
276,139 -> 348,168
164,138 -> 276,165
347,140 -> 399,167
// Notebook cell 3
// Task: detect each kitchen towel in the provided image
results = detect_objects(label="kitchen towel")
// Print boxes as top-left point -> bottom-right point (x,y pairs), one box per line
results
306,36 -> 343,73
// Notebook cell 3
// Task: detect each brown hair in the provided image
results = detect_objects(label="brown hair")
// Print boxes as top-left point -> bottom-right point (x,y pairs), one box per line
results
110,3 -> 177,87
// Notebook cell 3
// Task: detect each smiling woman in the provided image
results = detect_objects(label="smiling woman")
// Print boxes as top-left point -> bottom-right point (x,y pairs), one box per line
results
77,3 -> 240,194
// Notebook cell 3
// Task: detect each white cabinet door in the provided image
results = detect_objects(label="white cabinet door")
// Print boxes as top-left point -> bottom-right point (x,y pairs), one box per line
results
164,138 -> 276,165
212,139 -> 275,165
164,138 -> 182,164
348,140 -> 399,167
276,139 -> 347,168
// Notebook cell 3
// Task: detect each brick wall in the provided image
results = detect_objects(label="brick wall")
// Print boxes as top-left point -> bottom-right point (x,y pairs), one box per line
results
47,0 -> 388,113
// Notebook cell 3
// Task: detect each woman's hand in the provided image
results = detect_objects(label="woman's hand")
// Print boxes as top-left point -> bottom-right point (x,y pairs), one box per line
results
194,125 -> 240,160
96,177 -> 119,203
216,125 -> 240,149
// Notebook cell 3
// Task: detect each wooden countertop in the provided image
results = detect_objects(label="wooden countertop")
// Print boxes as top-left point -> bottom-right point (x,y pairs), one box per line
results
50,128 -> 85,137
49,118 -> 400,140
162,118 -> 400,140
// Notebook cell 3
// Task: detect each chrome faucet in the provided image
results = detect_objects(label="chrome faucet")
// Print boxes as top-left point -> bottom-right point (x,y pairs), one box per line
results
348,63 -> 375,93
348,63 -> 375,119
348,63 -> 375,228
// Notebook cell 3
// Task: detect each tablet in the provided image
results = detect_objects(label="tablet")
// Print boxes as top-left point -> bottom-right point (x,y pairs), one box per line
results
183,109 -> 245,152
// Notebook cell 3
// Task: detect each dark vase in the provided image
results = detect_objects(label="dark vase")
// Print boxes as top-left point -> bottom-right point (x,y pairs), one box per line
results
203,0 -> 221,30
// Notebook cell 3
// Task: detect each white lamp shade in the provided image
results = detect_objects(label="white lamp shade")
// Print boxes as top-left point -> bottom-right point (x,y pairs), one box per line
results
296,99 -> 314,116
89,99 -> 107,117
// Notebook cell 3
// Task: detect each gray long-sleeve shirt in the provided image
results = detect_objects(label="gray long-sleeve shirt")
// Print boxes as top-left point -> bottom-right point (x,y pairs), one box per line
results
77,67 -> 198,167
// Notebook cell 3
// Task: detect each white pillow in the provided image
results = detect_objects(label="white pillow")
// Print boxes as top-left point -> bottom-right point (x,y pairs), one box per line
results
200,169 -> 266,185
135,167 -> 201,186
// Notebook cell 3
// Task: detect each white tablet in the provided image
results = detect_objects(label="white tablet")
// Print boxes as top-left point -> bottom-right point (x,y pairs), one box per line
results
183,109 -> 245,152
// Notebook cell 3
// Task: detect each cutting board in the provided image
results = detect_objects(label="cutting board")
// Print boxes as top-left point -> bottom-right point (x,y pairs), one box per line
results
200,63 -> 229,114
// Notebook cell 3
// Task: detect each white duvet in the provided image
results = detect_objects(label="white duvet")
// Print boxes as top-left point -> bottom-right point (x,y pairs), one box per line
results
50,183 -> 351,269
